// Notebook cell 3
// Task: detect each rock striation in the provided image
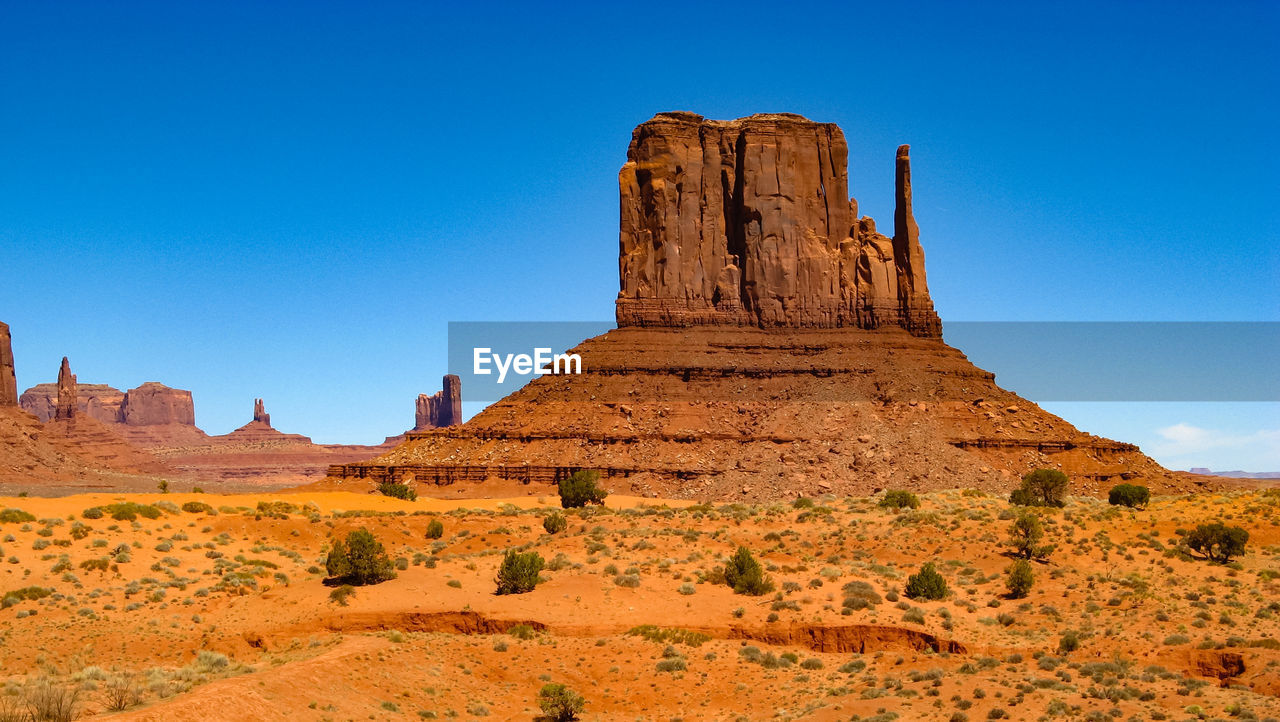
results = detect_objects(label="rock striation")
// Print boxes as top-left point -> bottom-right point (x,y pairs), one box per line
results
415,375 -> 462,430
330,111 -> 1187,501
0,322 -> 16,406
616,112 -> 941,336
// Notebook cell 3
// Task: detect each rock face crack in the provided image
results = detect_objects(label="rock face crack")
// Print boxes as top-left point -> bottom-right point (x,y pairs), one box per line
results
617,112 -> 942,335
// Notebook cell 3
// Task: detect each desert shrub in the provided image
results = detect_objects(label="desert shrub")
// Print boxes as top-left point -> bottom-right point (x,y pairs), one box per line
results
1008,511 -> 1053,560
543,512 -> 567,534
79,558 -> 110,573
324,528 -> 396,585
1009,468 -> 1068,507
538,683 -> 585,721
425,519 -> 444,539
879,490 -> 920,510
723,546 -> 774,596
181,501 -> 213,514
494,550 -> 544,595
1005,560 -> 1034,598
23,678 -> 79,722
1058,630 -> 1081,653
1107,483 -> 1150,509
329,584 -> 355,606
558,470 -> 607,509
100,503 -> 162,522
904,562 -> 948,600
0,509 -> 35,524
102,674 -> 142,712
80,507 -> 104,520
0,586 -> 52,609
1185,523 -> 1249,563
376,481 -> 416,501
841,580 -> 883,610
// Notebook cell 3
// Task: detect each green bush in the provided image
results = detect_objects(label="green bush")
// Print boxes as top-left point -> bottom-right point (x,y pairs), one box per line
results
0,508 -> 35,524
0,586 -> 52,608
557,470 -> 607,509
1005,560 -> 1034,599
495,550 -> 545,595
538,683 -> 585,721
543,512 -> 567,534
97,503 -> 162,522
324,528 -> 396,585
81,507 -> 104,520
376,481 -> 416,501
1009,468 -> 1069,507
1185,522 -> 1249,563
904,562 -> 948,600
1107,484 -> 1150,509
329,584 -> 355,606
1008,511 -> 1053,560
181,501 -> 213,514
425,519 -> 444,539
723,546 -> 774,596
879,490 -> 920,510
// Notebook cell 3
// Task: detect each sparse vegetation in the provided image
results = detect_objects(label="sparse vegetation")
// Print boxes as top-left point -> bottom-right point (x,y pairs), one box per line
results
543,512 -> 567,534
425,519 -> 444,539
557,470 -> 607,508
1004,560 -> 1034,598
377,481 -> 417,501
1007,511 -> 1053,560
723,546 -> 773,596
879,490 -> 920,510
1009,468 -> 1068,507
1107,483 -> 1150,509
494,550 -> 544,595
0,508 -> 36,524
904,562 -> 947,600
538,683 -> 585,721
1185,522 -> 1248,563
324,528 -> 396,585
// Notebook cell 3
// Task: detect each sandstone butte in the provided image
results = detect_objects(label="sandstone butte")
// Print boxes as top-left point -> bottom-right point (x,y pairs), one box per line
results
329,111 -> 1211,501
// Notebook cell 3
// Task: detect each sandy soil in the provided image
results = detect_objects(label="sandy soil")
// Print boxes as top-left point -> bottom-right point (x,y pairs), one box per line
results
0,488 -> 1277,720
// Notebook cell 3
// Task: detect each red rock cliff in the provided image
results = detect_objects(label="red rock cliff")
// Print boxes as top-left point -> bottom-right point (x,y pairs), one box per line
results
120,382 -> 196,426
415,374 -> 462,430
616,112 -> 941,336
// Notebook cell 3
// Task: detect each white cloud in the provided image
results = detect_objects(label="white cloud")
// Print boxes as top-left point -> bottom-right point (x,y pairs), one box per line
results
1151,423 -> 1280,470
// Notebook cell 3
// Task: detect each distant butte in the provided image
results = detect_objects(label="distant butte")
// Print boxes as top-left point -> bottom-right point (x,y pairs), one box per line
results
331,112 -> 1198,501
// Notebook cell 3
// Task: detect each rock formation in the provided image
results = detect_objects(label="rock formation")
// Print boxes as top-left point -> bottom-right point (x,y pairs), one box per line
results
21,381 -> 194,427
55,357 -> 77,421
330,112 -> 1187,501
415,374 -> 462,429
0,322 -> 16,407
253,398 -> 270,426
616,112 -> 940,335
119,382 -> 196,426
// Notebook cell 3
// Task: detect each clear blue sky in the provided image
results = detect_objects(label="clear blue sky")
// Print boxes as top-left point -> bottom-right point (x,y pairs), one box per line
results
1,1 -> 1276,468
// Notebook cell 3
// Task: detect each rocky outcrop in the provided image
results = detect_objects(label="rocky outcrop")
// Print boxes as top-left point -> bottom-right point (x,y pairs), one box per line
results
616,112 -> 940,336
21,381 -> 193,427
331,111 -> 1185,502
415,375 -> 462,429
253,398 -> 270,426
120,382 -> 196,426
0,322 -> 16,407
55,357 -> 77,421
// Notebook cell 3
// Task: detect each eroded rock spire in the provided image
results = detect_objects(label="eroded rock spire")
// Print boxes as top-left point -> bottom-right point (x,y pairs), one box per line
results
55,357 -> 77,421
0,322 -> 16,407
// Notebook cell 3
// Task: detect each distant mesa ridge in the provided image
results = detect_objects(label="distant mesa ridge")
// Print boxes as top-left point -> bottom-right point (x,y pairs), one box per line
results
616,112 -> 940,336
21,378 -> 196,427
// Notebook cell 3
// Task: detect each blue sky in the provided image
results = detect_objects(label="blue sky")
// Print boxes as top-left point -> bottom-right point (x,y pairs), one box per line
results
1,1 -> 1276,469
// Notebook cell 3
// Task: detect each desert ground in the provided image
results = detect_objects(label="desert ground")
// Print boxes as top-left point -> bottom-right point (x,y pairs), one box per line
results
0,485 -> 1277,721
